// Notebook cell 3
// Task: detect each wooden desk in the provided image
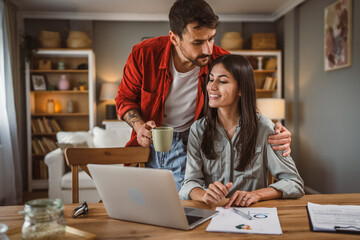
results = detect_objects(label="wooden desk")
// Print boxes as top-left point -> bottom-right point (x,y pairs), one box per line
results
1,193 -> 360,239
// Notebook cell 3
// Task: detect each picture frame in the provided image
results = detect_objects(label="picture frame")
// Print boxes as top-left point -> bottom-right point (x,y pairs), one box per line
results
31,75 -> 47,91
324,0 -> 352,71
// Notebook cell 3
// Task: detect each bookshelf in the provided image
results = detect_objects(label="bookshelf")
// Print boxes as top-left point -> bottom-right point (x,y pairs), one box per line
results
25,49 -> 96,191
229,50 -> 282,99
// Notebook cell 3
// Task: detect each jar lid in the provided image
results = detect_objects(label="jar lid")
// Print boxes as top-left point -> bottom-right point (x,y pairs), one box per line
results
23,198 -> 63,216
0,223 -> 8,234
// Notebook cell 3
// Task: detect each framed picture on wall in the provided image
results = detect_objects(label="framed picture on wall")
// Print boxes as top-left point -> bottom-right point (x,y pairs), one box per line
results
31,75 -> 47,91
324,0 -> 352,71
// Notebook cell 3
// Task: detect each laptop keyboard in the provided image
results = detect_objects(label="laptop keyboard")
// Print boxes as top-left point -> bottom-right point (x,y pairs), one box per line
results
186,215 -> 203,225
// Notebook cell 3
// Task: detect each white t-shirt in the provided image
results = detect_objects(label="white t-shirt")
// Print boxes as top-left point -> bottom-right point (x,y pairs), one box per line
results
161,56 -> 199,132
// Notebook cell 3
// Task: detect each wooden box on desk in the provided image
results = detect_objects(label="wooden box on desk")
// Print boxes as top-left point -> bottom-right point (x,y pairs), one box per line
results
252,33 -> 276,50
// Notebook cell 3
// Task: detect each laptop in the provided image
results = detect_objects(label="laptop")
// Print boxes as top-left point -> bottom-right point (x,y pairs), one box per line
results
87,164 -> 219,230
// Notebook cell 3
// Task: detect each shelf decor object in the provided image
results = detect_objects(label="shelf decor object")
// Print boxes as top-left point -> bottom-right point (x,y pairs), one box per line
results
257,56 -> 264,70
251,33 -> 276,50
46,99 -> 55,113
57,61 -> 65,70
220,32 -> 243,50
100,82 -> 118,120
38,30 -> 61,48
31,75 -> 46,91
58,74 -> 69,90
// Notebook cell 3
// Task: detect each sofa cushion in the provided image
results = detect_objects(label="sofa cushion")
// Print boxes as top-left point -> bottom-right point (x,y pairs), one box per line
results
61,171 -> 96,189
92,126 -> 130,148
56,131 -> 95,148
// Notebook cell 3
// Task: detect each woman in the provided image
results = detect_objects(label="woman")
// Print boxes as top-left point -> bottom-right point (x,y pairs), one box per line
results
179,54 -> 304,207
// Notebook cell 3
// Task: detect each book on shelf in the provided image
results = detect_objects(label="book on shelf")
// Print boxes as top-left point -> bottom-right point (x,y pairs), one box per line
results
48,139 -> 58,150
270,77 -> 277,90
36,138 -> 46,153
36,118 -> 46,133
31,139 -> 41,154
32,117 -> 62,134
265,58 -> 277,70
31,119 -> 38,133
263,77 -> 277,90
41,137 -> 57,152
41,137 -> 51,152
50,119 -> 62,132
42,117 -> 53,133
263,77 -> 272,90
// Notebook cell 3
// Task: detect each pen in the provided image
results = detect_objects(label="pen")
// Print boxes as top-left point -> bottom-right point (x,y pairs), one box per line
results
233,208 -> 252,220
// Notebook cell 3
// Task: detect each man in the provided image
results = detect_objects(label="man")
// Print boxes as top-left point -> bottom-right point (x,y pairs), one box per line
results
115,0 -> 291,190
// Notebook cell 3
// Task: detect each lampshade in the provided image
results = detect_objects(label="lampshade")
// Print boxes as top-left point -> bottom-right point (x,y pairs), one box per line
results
99,82 -> 119,101
256,98 -> 285,120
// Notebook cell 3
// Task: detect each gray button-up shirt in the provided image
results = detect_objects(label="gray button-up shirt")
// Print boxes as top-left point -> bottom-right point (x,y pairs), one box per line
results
179,114 -> 304,200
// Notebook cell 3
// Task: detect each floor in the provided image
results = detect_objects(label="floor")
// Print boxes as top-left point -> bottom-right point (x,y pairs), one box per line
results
22,190 -> 48,204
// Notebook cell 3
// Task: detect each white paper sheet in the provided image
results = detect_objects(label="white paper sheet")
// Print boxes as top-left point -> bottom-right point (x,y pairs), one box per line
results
307,202 -> 360,232
206,207 -> 282,234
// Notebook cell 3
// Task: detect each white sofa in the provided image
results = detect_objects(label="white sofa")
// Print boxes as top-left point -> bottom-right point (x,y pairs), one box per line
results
44,124 -> 132,204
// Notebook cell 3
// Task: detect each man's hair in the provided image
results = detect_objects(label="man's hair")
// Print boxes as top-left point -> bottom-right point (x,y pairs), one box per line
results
169,0 -> 219,39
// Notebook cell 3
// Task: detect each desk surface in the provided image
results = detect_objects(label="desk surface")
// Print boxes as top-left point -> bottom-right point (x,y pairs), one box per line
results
1,193 -> 360,239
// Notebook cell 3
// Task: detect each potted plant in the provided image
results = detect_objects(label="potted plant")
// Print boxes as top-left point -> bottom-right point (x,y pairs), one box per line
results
78,81 -> 87,91
20,34 -> 38,62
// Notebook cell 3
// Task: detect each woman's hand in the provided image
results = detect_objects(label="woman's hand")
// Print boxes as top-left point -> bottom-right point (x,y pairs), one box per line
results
225,187 -> 282,208
224,190 -> 261,208
201,181 -> 233,205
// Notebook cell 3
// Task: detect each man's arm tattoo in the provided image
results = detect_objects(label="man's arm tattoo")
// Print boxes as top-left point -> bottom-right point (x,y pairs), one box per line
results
123,109 -> 142,128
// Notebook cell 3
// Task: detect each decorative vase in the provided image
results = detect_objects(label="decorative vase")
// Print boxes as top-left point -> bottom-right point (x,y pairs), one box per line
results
257,56 -> 264,70
46,99 -> 55,113
58,62 -> 65,70
58,75 -> 69,90
67,99 -> 74,113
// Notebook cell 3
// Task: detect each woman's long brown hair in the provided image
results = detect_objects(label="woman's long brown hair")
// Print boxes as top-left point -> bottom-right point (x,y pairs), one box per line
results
201,54 -> 258,171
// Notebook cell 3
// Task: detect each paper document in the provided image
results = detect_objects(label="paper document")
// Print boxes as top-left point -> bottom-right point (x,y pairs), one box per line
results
307,202 -> 360,233
206,207 -> 282,235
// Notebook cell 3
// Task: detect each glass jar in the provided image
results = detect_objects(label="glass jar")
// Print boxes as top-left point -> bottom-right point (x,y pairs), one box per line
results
21,198 -> 66,240
46,99 -> 55,113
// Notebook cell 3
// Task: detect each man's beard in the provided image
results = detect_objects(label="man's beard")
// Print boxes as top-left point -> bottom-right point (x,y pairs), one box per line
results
179,44 -> 210,67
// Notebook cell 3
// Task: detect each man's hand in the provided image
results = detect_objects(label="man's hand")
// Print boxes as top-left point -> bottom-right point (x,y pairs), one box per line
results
202,181 -> 233,205
268,122 -> 292,157
123,109 -> 156,147
136,120 -> 157,147
225,190 -> 261,208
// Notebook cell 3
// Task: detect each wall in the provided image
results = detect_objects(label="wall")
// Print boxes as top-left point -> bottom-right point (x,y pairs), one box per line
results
284,0 -> 360,193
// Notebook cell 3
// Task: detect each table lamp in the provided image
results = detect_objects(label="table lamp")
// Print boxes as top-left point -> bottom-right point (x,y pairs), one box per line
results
99,82 -> 119,119
256,98 -> 285,121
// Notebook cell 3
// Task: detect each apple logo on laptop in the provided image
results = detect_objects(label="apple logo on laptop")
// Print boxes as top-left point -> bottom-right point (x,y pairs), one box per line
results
128,188 -> 146,206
